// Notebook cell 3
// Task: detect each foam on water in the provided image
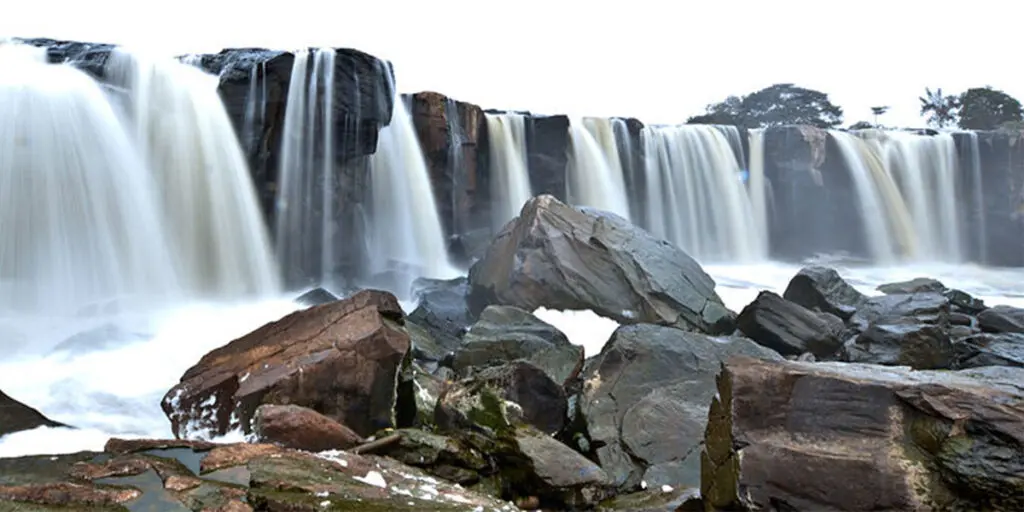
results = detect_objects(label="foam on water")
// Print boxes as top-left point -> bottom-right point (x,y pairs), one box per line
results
4,263 -> 1024,457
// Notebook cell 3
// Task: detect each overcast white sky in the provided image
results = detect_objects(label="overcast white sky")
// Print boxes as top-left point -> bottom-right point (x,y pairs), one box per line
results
3,0 -> 1020,128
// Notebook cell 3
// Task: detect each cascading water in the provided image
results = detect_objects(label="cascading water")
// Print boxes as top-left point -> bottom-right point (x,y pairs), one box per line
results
365,94 -> 457,296
640,124 -> 763,262
857,130 -> 963,262
566,117 -> 631,220
828,130 -> 916,263
963,131 -> 988,263
747,128 -> 770,257
242,60 -> 268,158
275,48 -> 337,288
485,112 -> 533,229
611,118 -> 643,223
0,45 -> 181,316
104,48 -> 282,299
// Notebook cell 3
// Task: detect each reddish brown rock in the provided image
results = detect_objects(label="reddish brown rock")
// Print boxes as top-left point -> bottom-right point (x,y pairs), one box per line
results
200,443 -> 283,473
104,437 -> 218,454
253,404 -> 364,452
161,289 -> 411,439
0,388 -> 66,436
701,356 -> 1024,511
0,482 -> 141,507
408,91 -> 488,259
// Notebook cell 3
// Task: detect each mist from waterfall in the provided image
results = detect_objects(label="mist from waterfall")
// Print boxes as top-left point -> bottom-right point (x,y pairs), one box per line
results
365,94 -> 457,297
0,46 -> 181,315
104,48 -> 281,299
566,117 -> 632,220
275,48 -> 337,288
856,130 -> 963,262
640,124 -> 764,262
485,112 -> 533,229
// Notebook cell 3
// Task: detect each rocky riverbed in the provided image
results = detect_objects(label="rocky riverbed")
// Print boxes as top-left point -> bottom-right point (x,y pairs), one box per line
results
2,195 -> 1023,511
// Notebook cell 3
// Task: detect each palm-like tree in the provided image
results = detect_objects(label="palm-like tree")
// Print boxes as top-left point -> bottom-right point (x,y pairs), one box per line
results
919,88 -> 959,128
870,106 -> 889,126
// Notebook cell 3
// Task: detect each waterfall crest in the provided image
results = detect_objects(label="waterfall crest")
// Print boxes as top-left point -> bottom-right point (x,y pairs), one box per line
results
105,48 -> 281,299
566,117 -> 632,220
640,124 -> 763,262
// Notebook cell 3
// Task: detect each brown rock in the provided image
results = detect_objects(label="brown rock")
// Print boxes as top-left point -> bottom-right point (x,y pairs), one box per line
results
104,437 -> 218,454
68,457 -> 151,480
161,289 -> 411,439
200,443 -> 283,473
0,482 -> 140,507
164,474 -> 203,492
409,91 -> 487,256
0,388 -> 66,437
701,356 -> 1024,511
253,404 -> 364,452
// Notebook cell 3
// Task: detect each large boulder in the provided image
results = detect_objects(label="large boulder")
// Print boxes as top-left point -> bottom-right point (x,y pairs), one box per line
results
577,324 -> 782,492
0,390 -> 66,437
782,265 -> 867,320
735,290 -> 845,358
251,404 -> 363,452
468,195 -> 734,334
453,305 -> 584,386
701,356 -> 1024,511
162,289 -> 411,439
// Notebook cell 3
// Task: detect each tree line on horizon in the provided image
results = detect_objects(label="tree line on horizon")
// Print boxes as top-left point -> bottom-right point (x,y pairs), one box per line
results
686,83 -> 1024,132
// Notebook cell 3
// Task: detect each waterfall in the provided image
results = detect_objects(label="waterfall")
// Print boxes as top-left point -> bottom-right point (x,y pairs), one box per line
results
0,46 -> 180,314
964,132 -> 988,263
640,124 -> 763,262
104,48 -> 282,299
856,130 -> 963,262
241,60 -> 267,158
747,129 -> 770,257
365,93 -> 456,296
828,130 -> 917,263
566,117 -> 632,221
611,118 -> 643,223
275,48 -> 337,288
485,112 -> 533,229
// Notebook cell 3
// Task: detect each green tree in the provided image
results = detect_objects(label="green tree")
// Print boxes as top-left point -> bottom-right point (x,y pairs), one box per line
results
957,86 -> 1023,130
919,87 -> 959,128
687,84 -> 844,129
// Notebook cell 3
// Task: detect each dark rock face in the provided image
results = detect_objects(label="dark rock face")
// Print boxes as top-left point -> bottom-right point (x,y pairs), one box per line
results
453,305 -> 584,387
783,265 -> 867,320
525,115 -> 570,200
978,304 -> 1024,333
876,277 -> 946,295
577,324 -> 782,492
0,390 -> 65,437
161,290 -> 411,439
701,356 -> 1024,511
846,292 -> 951,334
736,290 -> 845,358
953,129 -> 1024,267
955,332 -> 1024,368
468,195 -> 734,334
0,439 -> 511,510
407,276 -> 475,358
846,321 -> 955,369
407,92 -> 489,264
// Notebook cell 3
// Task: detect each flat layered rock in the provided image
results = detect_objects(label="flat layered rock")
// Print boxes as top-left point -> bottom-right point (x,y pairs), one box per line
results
701,356 -> 1024,511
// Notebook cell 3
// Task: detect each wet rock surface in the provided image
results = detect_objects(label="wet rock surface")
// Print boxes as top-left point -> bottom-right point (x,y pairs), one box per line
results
454,305 -> 584,386
736,290 -> 845,358
576,324 -> 782,492
468,195 -> 734,334
0,438 -> 515,511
